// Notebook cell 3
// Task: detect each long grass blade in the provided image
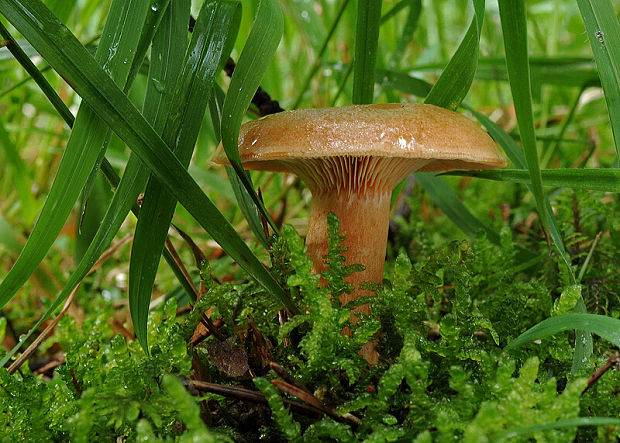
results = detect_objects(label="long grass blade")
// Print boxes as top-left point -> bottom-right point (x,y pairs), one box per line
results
210,83 -> 268,249
497,0 -> 592,371
0,0 -> 150,306
0,121 -> 36,223
352,0 -> 382,104
444,168 -> 620,193
475,56 -> 600,88
78,0 -> 173,209
424,0 -> 484,109
130,0 -> 241,351
576,0 -> 620,165
0,0 -> 296,314
415,173 -> 500,244
506,313 -> 620,351
410,0 -> 503,245
127,0 -> 191,352
220,0 -> 283,234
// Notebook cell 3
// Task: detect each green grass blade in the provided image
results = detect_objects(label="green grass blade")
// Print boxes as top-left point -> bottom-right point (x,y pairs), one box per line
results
352,0 -> 382,104
210,80 -> 268,249
128,0 -> 191,352
415,173 -> 500,244
79,0 -> 172,209
576,0 -> 620,165
497,0 -> 556,250
376,68 -> 431,98
464,105 -> 527,168
444,168 -> 620,193
425,0 -> 484,109
506,313 -> 620,351
75,171 -> 113,263
497,0 -> 591,371
474,56 -> 600,88
130,0 -> 241,352
410,0 -> 502,245
220,0 -> 282,234
0,0 -> 296,314
292,0 -> 351,109
501,418 -> 620,440
0,0 -> 150,306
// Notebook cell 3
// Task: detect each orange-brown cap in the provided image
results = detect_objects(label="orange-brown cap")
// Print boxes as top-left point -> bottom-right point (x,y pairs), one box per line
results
212,103 -> 507,175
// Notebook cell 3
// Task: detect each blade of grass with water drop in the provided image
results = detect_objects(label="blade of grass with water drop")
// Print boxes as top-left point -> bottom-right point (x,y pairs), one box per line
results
0,0 -> 295,314
79,0 -> 173,208
0,0 -> 149,306
220,0 -> 283,236
130,0 -> 241,351
352,0 -> 382,104
127,0 -> 191,352
576,0 -> 620,165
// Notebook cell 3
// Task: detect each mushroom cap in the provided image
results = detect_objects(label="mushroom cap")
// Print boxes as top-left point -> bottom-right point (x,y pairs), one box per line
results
212,103 -> 507,173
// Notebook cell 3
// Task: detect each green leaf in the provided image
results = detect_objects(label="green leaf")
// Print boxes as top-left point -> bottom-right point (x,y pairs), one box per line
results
352,0 -> 382,104
376,68 -> 431,98
506,313 -> 620,351
497,0 -> 590,371
414,173 -> 500,244
443,168 -> 620,193
208,84 -> 268,249
497,0 -> 547,226
128,0 -> 191,352
130,0 -> 241,352
0,0 -> 150,307
474,56 -> 600,88
576,0 -> 620,165
425,0 -> 484,109
0,0 -> 296,314
220,0 -> 283,233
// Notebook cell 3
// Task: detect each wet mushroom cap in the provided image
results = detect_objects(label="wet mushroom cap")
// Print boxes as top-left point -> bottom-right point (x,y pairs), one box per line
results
212,103 -> 507,180
212,103 -> 506,366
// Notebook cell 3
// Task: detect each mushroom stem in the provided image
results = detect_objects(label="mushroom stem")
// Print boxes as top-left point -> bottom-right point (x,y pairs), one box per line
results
305,187 -> 391,314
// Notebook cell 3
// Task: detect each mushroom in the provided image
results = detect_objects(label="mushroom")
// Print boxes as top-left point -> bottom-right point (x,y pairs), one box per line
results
213,103 -> 506,360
